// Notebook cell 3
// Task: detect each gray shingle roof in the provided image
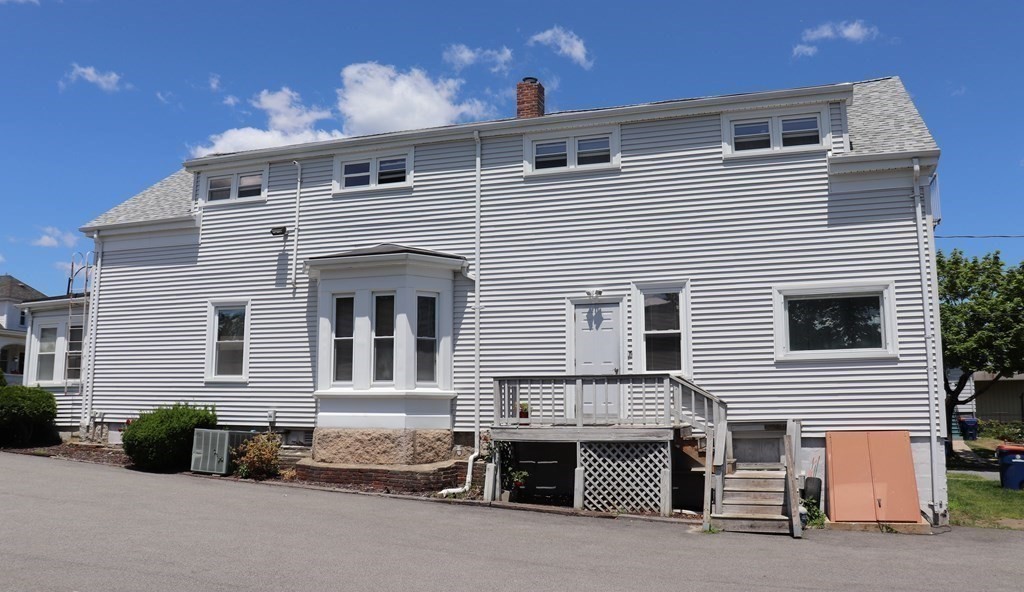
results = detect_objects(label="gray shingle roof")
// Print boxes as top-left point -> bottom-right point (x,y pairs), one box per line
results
845,76 -> 938,156
82,77 -> 936,230
310,243 -> 466,261
82,169 -> 194,230
0,274 -> 46,302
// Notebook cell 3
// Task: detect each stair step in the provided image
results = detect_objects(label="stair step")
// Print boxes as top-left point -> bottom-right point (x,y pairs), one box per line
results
720,495 -> 784,506
724,478 -> 785,492
711,514 -> 791,534
730,470 -> 786,478
735,462 -> 785,470
721,503 -> 785,516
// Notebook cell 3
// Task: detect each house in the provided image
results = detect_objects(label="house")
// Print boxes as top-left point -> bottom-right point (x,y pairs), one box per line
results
962,373 -> 1023,423
23,75 -> 948,528
0,274 -> 46,386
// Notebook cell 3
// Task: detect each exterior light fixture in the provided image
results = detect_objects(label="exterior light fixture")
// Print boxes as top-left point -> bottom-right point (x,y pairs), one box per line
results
270,226 -> 287,237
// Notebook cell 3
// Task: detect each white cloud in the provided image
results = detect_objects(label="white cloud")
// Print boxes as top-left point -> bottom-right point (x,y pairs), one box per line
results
192,63 -> 492,156
951,85 -> 967,97
59,63 -> 129,92
223,94 -> 240,107
54,261 -> 72,275
0,253 -> 5,264
191,88 -> 342,156
802,20 -> 879,43
336,62 -> 490,136
443,44 -> 514,74
792,44 -> 819,58
32,226 -> 79,248
209,73 -> 221,92
0,0 -> 40,4
155,91 -> 173,104
528,26 -> 593,69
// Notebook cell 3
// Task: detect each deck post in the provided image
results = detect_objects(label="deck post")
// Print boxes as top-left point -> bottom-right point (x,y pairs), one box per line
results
493,380 -> 502,426
702,426 -> 714,531
784,430 -> 803,539
660,467 -> 672,517
483,462 -> 497,502
575,378 -> 584,427
574,466 -> 585,510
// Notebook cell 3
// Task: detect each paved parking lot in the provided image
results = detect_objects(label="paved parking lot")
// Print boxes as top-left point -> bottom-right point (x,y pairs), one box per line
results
1,452 -> 1022,592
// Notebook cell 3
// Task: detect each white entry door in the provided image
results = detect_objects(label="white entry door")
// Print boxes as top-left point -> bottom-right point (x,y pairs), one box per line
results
574,303 -> 621,419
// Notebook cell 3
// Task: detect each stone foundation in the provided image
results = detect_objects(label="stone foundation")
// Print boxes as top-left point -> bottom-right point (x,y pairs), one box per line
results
312,428 -> 453,465
295,458 -> 485,493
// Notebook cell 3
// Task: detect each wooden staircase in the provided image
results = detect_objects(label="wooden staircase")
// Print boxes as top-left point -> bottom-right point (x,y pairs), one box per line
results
711,468 -> 791,534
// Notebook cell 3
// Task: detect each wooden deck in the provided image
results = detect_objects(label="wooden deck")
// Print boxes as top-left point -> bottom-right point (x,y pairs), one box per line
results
489,424 -> 686,442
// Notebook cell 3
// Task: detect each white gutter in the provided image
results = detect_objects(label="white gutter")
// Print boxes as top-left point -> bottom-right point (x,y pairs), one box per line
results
441,130 -> 483,497
291,160 -> 303,290
912,157 -> 941,525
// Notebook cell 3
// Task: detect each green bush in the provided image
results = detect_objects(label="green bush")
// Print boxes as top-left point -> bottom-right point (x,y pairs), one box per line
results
233,432 -> 281,480
978,420 -> 1024,443
0,368 -> 7,387
121,404 -> 217,472
0,385 -> 57,447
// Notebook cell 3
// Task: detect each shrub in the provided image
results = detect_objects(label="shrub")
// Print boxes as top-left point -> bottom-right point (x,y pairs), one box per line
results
121,403 -> 217,472
978,420 -> 1024,443
233,432 -> 281,480
0,368 -> 7,387
0,385 -> 57,447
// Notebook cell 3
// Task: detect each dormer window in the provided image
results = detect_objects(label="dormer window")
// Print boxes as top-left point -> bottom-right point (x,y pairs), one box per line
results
723,107 -> 828,157
203,168 -> 268,203
524,127 -> 621,175
535,141 -> 568,169
333,150 -> 413,193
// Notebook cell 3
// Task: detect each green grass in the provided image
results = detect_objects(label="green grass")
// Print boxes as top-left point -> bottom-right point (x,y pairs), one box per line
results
966,437 -> 1002,461
948,473 -> 1024,529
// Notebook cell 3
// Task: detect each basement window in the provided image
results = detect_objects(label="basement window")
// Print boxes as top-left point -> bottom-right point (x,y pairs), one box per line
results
333,149 -> 413,193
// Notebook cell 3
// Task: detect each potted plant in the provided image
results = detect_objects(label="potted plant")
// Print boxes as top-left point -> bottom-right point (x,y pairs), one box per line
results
518,402 -> 530,419
509,469 -> 529,503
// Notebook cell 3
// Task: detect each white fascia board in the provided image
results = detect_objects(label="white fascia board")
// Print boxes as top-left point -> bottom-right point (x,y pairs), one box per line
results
305,253 -> 468,279
830,150 -> 940,175
18,298 -> 86,313
183,83 -> 855,171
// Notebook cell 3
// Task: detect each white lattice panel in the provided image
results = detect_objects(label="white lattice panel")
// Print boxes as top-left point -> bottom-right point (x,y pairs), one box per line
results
581,442 -> 669,513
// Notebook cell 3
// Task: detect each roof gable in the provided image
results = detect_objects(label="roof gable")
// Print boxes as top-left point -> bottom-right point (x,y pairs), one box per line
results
0,274 -> 46,302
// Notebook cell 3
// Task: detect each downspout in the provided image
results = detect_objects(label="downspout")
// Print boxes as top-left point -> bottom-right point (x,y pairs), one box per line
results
291,161 -> 303,290
912,157 -> 941,525
82,230 -> 103,431
441,130 -> 482,496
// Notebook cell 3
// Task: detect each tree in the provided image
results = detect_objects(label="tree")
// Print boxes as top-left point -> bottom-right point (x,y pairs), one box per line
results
937,249 -> 1024,439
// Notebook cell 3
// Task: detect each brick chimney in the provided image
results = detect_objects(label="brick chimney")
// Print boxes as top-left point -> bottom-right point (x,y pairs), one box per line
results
516,77 -> 545,118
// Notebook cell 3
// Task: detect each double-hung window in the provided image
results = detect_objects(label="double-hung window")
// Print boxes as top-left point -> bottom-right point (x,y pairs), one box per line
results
207,301 -> 250,380
416,295 -> 438,383
525,127 -> 620,175
373,294 -> 396,382
19,310 -> 27,327
204,168 -> 267,203
35,327 -> 57,382
642,291 -> 683,371
333,296 -> 355,382
724,107 -> 827,156
774,283 -> 896,361
334,150 -> 413,192
66,326 -> 83,380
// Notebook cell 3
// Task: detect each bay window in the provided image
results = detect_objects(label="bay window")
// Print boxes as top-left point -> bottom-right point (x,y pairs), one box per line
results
373,294 -> 396,382
416,295 -> 438,383
333,296 -> 354,382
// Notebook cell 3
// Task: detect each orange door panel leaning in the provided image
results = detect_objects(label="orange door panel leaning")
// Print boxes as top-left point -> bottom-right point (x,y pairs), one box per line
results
866,431 -> 920,522
826,432 -> 877,522
826,430 -> 921,523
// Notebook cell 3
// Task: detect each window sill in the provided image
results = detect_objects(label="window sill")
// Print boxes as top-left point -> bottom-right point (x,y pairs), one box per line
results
204,376 -> 249,385
314,388 -> 456,399
200,196 -> 267,209
332,183 -> 413,197
524,163 -> 620,179
723,145 -> 829,161
775,349 -> 898,362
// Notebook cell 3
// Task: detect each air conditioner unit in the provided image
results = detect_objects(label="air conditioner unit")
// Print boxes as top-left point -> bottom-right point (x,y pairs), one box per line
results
191,429 -> 255,475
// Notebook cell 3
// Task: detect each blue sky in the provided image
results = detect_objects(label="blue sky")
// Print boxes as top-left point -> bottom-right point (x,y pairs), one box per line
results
1,0 -> 1022,295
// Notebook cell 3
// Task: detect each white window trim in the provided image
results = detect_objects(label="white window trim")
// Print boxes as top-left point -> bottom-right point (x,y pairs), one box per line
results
773,281 -> 898,362
29,320 -> 67,387
524,125 -> 621,177
631,280 -> 691,376
414,291 -> 440,387
205,299 -> 252,383
722,105 -> 831,159
198,164 -> 270,206
332,148 -> 414,194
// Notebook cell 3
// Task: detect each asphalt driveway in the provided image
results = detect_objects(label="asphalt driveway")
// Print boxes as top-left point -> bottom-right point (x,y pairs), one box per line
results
1,452 -> 1021,592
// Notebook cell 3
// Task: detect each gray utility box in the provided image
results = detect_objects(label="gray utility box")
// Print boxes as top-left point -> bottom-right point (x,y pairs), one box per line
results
191,429 -> 255,475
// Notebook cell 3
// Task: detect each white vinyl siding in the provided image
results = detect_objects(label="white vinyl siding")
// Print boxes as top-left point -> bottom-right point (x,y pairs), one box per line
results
85,101 -> 938,440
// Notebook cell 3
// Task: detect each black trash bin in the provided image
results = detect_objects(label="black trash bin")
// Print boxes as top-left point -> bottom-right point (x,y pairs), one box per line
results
996,445 -> 1024,490
960,417 -> 979,441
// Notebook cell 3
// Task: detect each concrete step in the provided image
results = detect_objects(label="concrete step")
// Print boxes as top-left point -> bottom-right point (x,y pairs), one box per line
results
721,503 -> 785,516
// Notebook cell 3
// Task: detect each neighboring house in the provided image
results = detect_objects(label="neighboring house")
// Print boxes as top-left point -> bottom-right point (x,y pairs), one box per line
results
968,373 -> 1024,422
0,274 -> 46,386
26,76 -> 948,526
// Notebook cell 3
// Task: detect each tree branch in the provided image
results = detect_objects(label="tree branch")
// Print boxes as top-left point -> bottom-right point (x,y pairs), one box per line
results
957,373 -> 1006,406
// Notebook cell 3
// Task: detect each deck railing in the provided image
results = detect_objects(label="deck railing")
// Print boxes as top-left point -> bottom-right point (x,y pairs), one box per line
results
492,373 -> 726,438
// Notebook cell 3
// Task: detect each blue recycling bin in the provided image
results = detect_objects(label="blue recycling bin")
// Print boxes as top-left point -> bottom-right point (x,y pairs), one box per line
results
960,417 -> 979,441
996,445 -> 1024,490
